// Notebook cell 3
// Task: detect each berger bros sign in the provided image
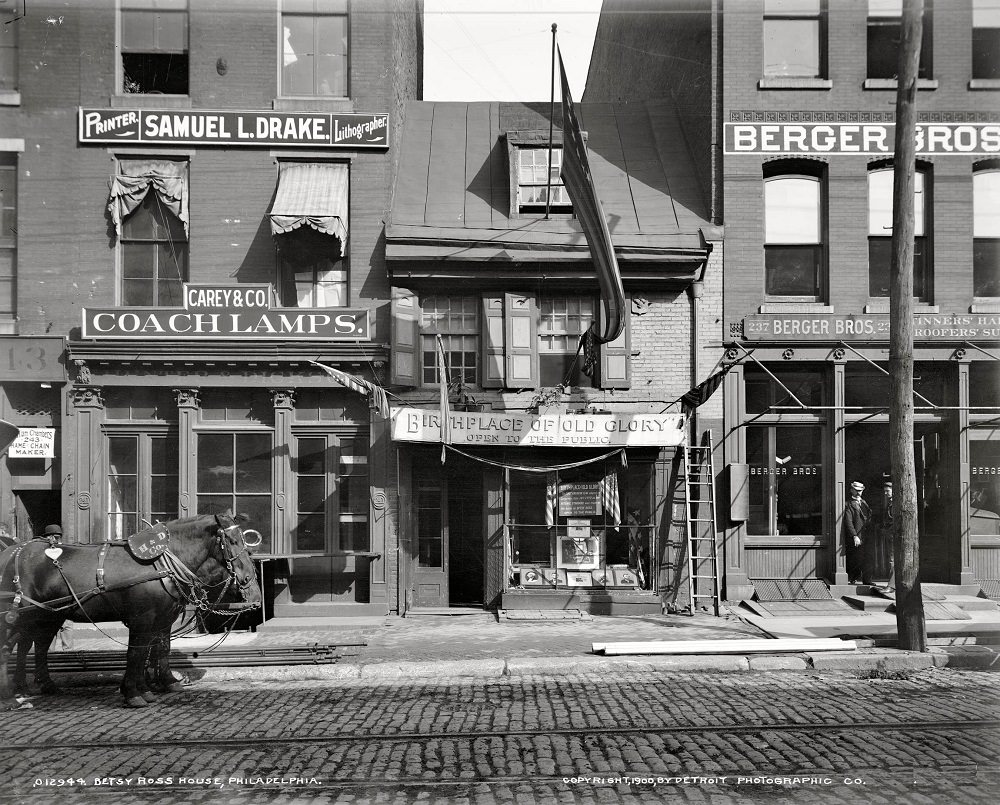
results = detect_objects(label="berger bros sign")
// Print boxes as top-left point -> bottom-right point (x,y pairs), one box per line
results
83,284 -> 370,340
79,108 -> 389,148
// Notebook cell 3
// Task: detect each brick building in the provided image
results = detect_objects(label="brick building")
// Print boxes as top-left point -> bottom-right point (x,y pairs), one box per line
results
588,0 -> 1000,603
383,99 -> 719,613
0,0 -> 422,620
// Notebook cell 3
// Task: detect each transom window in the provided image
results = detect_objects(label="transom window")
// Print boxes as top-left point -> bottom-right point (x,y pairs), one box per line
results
120,0 -> 188,95
974,168 -> 1000,297
868,166 -> 930,299
867,0 -> 931,80
517,148 -> 571,214
121,193 -> 187,307
764,172 -> 823,299
420,296 -> 479,387
281,0 -> 349,97
539,297 -> 594,387
763,0 -> 824,79
973,0 -> 1000,80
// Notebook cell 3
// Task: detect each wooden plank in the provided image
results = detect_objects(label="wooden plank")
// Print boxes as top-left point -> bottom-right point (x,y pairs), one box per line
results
592,638 -> 857,655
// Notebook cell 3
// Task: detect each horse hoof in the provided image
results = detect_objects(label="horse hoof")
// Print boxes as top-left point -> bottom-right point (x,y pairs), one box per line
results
140,690 -> 157,703
124,696 -> 149,708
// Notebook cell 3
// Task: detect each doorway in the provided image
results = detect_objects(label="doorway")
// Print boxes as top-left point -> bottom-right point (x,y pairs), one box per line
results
14,490 -> 62,542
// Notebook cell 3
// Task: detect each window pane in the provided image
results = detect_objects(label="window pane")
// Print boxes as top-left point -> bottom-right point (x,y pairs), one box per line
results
745,367 -> 824,413
298,437 -> 327,475
973,29 -> 1000,79
970,441 -> 1000,536
970,364 -> 1000,407
233,495 -> 272,547
198,434 -> 233,493
974,172 -> 1000,238
109,436 -> 139,475
974,239 -> 1000,297
150,436 -> 178,475
764,19 -> 820,78
296,512 -> 325,551
869,236 -> 927,298
746,427 -> 769,535
765,245 -> 820,296
774,428 -> 823,535
765,177 -> 820,243
236,434 -> 272,493
869,170 -> 924,236
765,0 -> 820,12
298,477 -> 326,514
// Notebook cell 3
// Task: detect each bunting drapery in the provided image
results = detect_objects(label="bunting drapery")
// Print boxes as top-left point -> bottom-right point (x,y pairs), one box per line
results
545,472 -> 558,527
308,360 -> 390,419
108,159 -> 189,237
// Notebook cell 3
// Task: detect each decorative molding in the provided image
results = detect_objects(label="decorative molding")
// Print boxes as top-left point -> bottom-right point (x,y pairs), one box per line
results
270,388 -> 296,408
728,321 -> 745,340
372,489 -> 387,511
730,109 -> 1000,123
631,298 -> 650,315
73,359 -> 92,384
173,388 -> 200,407
71,386 -> 104,408
77,492 -> 91,511
954,348 -> 968,361
781,348 -> 795,360
832,347 -> 846,361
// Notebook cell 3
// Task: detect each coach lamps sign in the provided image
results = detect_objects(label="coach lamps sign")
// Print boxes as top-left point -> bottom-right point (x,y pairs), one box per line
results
82,284 -> 370,341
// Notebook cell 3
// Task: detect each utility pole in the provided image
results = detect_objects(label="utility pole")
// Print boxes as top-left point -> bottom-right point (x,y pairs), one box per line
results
890,0 -> 927,651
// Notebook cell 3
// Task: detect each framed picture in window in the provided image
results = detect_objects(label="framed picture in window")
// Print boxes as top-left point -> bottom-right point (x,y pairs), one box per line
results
558,518 -> 599,571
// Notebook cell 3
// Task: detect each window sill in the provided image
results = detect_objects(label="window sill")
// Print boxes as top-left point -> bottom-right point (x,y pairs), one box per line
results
0,91 -> 20,106
758,77 -> 832,90
759,303 -> 833,313
969,79 -> 1000,91
273,97 -> 355,113
0,318 -> 17,335
0,137 -> 25,152
110,94 -> 191,108
971,301 -> 1000,313
864,302 -> 938,313
863,78 -> 938,90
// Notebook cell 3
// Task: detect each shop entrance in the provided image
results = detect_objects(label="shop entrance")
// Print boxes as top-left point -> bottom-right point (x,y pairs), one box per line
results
13,490 -> 62,541
411,455 -> 484,608
844,423 -> 950,583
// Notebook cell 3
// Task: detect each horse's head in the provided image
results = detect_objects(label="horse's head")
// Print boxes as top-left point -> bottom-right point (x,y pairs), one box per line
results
209,513 -> 263,610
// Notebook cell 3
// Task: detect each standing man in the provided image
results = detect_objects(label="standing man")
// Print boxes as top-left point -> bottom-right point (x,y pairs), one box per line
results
878,481 -> 895,592
844,481 -> 873,585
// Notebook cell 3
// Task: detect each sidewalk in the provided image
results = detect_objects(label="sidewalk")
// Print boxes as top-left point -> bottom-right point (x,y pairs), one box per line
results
55,606 -> 1000,685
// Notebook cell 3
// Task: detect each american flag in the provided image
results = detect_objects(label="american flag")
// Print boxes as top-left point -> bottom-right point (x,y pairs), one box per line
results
600,468 -> 621,527
308,361 -> 390,419
436,334 -> 451,463
545,472 -> 558,527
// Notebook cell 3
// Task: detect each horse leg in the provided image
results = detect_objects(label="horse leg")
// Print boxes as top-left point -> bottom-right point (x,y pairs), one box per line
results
12,634 -> 31,694
121,628 -> 156,708
150,629 -> 187,694
0,621 -> 14,706
31,622 -> 65,695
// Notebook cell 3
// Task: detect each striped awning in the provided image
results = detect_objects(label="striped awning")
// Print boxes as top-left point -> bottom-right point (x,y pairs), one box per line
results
269,163 -> 348,249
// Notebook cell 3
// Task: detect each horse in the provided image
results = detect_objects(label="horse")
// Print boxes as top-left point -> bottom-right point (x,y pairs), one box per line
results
0,512 -> 262,708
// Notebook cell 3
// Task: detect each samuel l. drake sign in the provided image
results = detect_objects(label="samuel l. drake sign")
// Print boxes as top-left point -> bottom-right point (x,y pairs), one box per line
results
82,284 -> 370,341
79,109 -> 389,148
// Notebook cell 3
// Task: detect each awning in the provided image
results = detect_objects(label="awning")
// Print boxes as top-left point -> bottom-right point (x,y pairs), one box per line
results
269,163 -> 348,253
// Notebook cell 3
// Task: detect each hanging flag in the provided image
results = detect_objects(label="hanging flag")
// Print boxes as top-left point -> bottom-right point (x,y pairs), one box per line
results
558,47 -> 625,344
545,472 -> 558,528
308,360 -> 390,419
436,334 -> 451,463
681,369 -> 728,414
600,467 -> 621,527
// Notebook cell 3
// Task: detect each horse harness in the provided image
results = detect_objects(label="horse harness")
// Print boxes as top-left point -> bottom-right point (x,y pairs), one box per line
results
0,515 -> 261,625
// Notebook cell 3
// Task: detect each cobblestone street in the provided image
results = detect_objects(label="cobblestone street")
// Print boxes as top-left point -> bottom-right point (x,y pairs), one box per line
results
2,666 -> 998,803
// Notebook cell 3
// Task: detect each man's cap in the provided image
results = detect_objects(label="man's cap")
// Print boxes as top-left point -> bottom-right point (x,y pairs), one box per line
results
883,480 -> 892,488
43,524 -> 62,535
850,481 -> 865,492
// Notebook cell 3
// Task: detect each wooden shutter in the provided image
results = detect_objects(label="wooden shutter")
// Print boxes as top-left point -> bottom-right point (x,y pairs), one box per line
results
504,292 -> 538,389
599,295 -> 631,389
481,295 -> 505,389
390,287 -> 421,387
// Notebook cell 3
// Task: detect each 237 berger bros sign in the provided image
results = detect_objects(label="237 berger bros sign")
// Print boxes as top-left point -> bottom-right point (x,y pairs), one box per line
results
79,108 -> 388,148
83,284 -> 370,341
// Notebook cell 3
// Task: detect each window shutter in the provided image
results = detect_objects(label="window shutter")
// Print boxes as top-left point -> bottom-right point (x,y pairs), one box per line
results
599,295 -> 631,389
391,287 -> 421,387
504,292 -> 538,389
481,296 -> 505,389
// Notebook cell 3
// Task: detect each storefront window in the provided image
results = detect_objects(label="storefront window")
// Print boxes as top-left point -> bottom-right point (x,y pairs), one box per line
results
747,425 -> 823,536
845,363 -> 947,408
745,366 -> 824,413
107,434 -> 178,540
338,437 -> 368,551
970,439 -> 1000,536
970,364 -> 1000,408
196,432 -> 272,553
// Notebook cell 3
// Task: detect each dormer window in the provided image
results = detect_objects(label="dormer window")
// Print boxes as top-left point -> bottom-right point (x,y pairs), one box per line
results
517,147 -> 571,215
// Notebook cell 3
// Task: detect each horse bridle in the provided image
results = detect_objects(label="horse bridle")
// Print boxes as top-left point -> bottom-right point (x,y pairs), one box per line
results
201,514 -> 263,612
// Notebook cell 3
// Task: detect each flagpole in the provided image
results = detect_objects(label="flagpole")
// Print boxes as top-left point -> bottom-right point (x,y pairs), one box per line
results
545,23 -> 557,220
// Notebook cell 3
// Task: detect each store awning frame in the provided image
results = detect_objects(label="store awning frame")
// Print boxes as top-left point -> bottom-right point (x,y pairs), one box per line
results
268,163 -> 349,253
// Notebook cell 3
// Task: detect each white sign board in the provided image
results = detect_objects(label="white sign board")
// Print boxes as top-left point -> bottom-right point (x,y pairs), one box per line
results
8,427 -> 55,458
390,407 -> 686,448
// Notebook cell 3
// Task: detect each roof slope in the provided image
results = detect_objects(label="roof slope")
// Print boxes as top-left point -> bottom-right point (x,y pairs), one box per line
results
387,100 -> 711,263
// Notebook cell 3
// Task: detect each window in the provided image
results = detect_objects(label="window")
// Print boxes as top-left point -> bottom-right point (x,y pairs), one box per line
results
281,0 -> 348,97
517,147 -> 571,214
338,436 -> 368,551
106,434 -> 179,541
420,296 -> 479,387
970,440 -> 1000,536
973,0 -> 1000,80
0,155 -> 14,320
763,0 -> 824,79
974,168 -> 1000,297
867,0 -> 931,80
279,258 -> 347,307
0,11 -> 17,94
764,171 -> 824,298
197,432 -> 273,553
745,366 -> 825,414
539,297 -> 594,387
121,193 -> 187,306
747,425 -> 823,536
120,0 -> 188,95
293,433 -> 367,553
868,165 -> 930,299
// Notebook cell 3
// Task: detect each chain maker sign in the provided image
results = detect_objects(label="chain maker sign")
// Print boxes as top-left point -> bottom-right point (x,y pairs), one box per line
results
83,284 -> 370,341
78,108 -> 389,148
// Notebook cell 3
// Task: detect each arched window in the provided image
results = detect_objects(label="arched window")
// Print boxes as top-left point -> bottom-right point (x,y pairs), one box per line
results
867,165 -> 930,300
764,168 -> 825,299
974,167 -> 1000,297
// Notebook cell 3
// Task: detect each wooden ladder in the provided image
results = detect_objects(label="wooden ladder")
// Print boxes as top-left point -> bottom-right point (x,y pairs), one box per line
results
684,436 -> 720,616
